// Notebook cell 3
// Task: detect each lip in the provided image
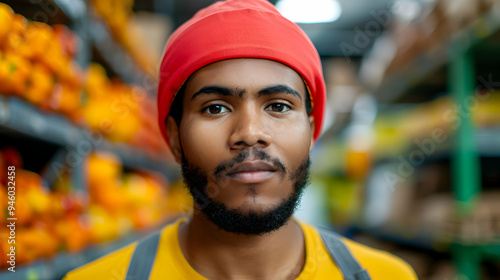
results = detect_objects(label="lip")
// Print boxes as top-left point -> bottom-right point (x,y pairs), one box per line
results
226,161 -> 277,183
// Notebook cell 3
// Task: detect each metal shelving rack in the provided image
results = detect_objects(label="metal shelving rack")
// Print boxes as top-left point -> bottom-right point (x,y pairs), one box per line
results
447,20 -> 500,280
0,217 -> 178,280
54,0 -> 90,68
0,1 -> 177,279
366,5 -> 500,280
89,18 -> 151,86
0,96 -> 179,183
373,5 -> 500,103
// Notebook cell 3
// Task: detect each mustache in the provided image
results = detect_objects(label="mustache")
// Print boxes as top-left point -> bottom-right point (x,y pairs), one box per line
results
213,148 -> 286,180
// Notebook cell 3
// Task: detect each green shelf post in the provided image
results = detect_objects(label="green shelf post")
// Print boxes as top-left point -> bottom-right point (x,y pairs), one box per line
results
480,243 -> 500,260
451,243 -> 482,280
449,47 -> 482,279
449,48 -> 481,215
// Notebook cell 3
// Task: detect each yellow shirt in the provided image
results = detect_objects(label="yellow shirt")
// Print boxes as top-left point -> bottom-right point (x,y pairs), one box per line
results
64,218 -> 418,279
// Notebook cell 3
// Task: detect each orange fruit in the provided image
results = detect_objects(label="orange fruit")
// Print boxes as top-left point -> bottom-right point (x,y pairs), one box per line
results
2,147 -> 23,169
5,32 -> 32,59
87,152 -> 122,184
26,185 -> 52,215
16,225 -> 58,264
14,195 -> 33,226
25,22 -> 55,62
50,83 -> 81,116
85,63 -> 109,98
2,51 -> 31,95
0,53 -> 10,93
0,228 -> 13,268
92,185 -> 129,214
0,183 -> 5,221
81,96 -> 114,132
346,150 -> 371,179
16,229 -> 37,264
25,63 -> 54,106
0,3 -> 13,46
54,24 -> 78,58
55,214 -> 91,252
16,170 -> 42,194
87,204 -> 120,243
107,107 -> 141,142
10,14 -> 27,35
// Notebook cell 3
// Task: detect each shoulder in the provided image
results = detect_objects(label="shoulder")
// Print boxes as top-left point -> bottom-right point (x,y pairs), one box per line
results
300,222 -> 418,280
342,238 -> 418,280
62,242 -> 136,280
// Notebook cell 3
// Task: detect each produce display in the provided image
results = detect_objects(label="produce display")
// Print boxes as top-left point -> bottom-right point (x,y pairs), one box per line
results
0,3 -> 166,154
0,148 -> 189,269
372,92 -> 500,158
354,1 -> 500,277
0,2 -> 187,274
0,3 -> 81,113
88,0 -> 158,74
82,63 -> 166,152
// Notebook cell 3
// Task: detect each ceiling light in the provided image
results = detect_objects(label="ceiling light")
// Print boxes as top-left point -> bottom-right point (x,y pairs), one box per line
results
391,0 -> 422,21
276,0 -> 342,24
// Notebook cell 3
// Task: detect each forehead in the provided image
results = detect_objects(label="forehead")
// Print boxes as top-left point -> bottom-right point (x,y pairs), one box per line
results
184,58 -> 306,98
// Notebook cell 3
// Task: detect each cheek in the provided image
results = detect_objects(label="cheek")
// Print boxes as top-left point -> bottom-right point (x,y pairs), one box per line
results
179,117 -> 228,169
276,116 -> 312,158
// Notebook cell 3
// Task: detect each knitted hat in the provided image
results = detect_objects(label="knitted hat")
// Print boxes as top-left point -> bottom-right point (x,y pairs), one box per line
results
157,0 -> 326,146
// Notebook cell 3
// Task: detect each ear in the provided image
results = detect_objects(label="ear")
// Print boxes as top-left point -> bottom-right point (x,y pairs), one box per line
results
308,115 -> 315,152
166,116 -> 183,164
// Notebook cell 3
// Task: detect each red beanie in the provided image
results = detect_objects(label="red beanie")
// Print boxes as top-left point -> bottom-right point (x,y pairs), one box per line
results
157,0 -> 326,146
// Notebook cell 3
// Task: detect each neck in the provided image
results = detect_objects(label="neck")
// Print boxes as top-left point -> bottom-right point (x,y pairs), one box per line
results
178,212 -> 305,280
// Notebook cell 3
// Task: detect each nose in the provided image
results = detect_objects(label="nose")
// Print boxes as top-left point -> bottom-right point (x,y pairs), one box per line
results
228,106 -> 272,150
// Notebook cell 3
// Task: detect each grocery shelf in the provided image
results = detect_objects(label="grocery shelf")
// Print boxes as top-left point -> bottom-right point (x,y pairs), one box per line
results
0,96 -> 178,182
95,141 -> 180,182
371,127 -> 500,167
2,0 -> 85,22
52,0 -> 86,22
0,217 -> 180,280
373,5 -> 500,103
428,127 -> 500,158
353,225 -> 500,262
353,225 -> 448,252
89,18 -> 153,88
2,0 -> 91,67
54,0 -> 91,67
363,5 -> 500,279
476,128 -> 500,156
0,96 -> 81,146
352,222 -> 500,252
374,51 -> 448,103
451,241 -> 500,258
4,0 -> 151,83
479,243 -> 500,259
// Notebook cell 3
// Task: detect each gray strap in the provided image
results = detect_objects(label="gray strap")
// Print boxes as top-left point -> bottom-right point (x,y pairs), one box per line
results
317,227 -> 372,280
125,231 -> 161,280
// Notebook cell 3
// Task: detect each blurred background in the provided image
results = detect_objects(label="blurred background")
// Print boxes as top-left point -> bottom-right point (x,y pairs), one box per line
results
0,0 -> 499,279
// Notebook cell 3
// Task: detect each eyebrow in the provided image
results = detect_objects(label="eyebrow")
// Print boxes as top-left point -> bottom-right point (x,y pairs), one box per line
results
191,84 -> 302,101
257,85 -> 302,100
191,86 -> 240,100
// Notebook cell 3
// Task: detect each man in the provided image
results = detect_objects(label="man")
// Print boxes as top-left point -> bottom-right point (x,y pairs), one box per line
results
65,0 -> 417,279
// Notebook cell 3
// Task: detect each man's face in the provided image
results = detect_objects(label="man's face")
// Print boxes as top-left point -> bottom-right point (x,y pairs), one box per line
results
167,58 -> 315,235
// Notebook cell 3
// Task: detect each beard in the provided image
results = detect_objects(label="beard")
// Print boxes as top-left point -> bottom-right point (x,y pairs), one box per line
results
181,148 -> 311,236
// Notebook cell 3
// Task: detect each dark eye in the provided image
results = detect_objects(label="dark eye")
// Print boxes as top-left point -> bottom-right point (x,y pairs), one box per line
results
266,103 -> 291,113
204,104 -> 229,114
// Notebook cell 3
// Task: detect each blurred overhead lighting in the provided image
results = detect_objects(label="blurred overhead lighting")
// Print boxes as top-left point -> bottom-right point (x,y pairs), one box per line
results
391,0 -> 422,21
276,0 -> 342,24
